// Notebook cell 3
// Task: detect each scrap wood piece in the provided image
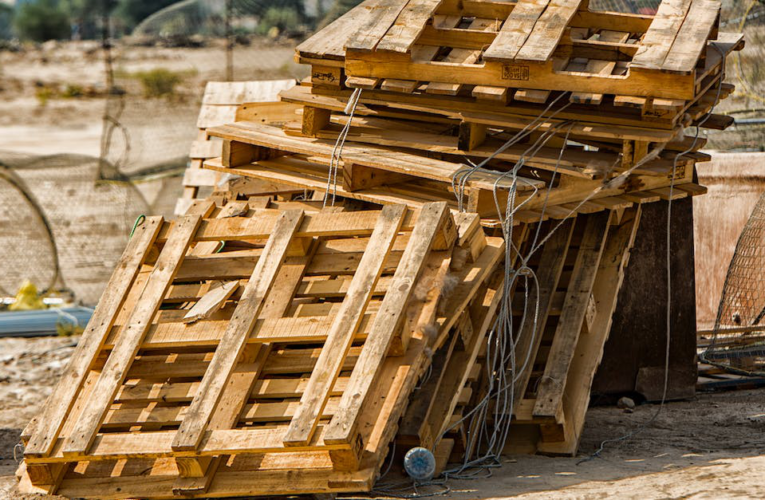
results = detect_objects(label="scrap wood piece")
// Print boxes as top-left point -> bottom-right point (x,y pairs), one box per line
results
182,281 -> 239,324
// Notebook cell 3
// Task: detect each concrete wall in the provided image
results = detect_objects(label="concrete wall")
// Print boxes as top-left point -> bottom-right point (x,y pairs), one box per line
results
694,153 -> 765,330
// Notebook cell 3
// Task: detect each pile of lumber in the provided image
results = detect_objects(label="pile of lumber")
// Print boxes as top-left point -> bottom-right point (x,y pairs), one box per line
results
19,0 -> 742,498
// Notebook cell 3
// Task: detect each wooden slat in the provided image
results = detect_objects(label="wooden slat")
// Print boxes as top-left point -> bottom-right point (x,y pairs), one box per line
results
324,202 -> 450,445
283,204 -> 406,447
515,0 -> 583,62
631,0 -> 693,70
483,0 -> 551,62
663,0 -> 720,73
345,0 -> 410,52
156,208 -> 417,243
376,0 -> 442,54
24,216 -> 163,458
182,281 -> 238,324
61,215 -> 202,457
533,211 -> 610,418
172,210 -> 304,452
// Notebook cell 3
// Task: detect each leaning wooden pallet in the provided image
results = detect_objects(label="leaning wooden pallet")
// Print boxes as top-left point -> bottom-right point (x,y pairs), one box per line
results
500,208 -> 641,455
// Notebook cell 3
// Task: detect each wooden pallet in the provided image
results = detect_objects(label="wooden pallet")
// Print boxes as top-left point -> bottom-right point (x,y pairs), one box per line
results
499,208 -> 641,455
200,117 -> 707,221
18,201 -> 506,498
176,80 -> 299,215
298,0 -> 741,104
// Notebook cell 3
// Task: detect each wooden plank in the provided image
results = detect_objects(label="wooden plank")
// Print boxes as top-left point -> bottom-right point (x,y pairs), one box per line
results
283,204 -> 407,447
631,0 -> 693,71
483,0 -> 551,62
172,210 -> 304,452
156,208 -> 417,243
663,0 -> 720,73
61,215 -> 202,457
376,0 -> 443,54
533,211 -> 610,419
24,216 -> 163,458
345,0 -> 411,52
515,0 -> 583,62
324,202 -> 450,445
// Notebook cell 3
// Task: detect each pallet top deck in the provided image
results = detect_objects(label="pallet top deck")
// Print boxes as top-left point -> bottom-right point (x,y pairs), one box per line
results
297,0 -> 742,102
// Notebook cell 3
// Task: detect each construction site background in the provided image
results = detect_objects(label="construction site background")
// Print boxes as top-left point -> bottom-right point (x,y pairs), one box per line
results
0,0 -> 763,313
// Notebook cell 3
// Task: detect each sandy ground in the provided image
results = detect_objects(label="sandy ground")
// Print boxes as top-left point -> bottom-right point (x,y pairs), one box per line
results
0,336 -> 764,499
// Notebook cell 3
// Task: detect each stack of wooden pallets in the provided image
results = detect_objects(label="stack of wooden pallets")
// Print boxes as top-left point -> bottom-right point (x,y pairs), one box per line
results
19,0 -> 743,498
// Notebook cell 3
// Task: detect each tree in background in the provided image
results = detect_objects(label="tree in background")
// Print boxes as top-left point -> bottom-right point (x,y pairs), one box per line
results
319,0 -> 361,28
0,3 -> 13,40
14,0 -> 71,42
114,0 -> 179,31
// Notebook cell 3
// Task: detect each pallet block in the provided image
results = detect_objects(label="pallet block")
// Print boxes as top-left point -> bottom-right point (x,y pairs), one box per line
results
18,201 -> 513,498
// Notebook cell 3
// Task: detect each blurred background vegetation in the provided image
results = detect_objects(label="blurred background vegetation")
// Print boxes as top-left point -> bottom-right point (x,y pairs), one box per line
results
0,0 -> 357,42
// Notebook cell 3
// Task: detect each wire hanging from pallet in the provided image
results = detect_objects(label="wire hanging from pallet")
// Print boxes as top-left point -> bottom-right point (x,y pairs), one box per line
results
324,87 -> 363,207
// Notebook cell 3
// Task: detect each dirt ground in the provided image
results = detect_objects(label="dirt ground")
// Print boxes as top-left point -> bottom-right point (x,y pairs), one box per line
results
1,336 -> 764,499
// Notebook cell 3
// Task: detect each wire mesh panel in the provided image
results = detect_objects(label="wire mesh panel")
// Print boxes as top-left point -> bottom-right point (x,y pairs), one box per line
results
703,190 -> 765,374
0,158 -> 58,296
0,153 -> 149,305
101,0 -> 305,177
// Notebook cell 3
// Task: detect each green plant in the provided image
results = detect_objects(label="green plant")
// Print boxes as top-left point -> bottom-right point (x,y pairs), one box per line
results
257,6 -> 300,36
133,68 -> 183,98
62,84 -> 84,98
14,0 -> 71,42
35,86 -> 55,106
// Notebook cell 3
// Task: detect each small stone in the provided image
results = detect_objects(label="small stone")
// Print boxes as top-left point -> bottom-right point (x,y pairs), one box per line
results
617,397 -> 636,410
